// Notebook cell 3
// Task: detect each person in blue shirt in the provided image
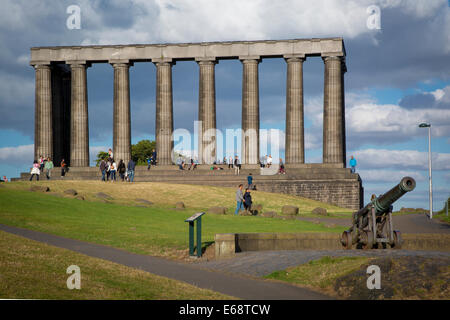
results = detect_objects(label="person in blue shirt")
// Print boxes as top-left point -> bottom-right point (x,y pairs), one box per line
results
127,159 -> 136,183
349,156 -> 357,173
247,173 -> 253,189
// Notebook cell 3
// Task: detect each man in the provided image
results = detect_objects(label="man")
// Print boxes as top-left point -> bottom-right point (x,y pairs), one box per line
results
349,156 -> 357,173
234,156 -> 241,175
235,184 -> 244,215
127,158 -> 136,183
44,157 -> 54,180
247,173 -> 253,189
99,159 -> 107,181
152,149 -> 157,166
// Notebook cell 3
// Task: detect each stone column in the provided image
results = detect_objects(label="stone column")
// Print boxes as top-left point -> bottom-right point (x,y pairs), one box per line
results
240,57 -> 260,164
154,59 -> 174,165
196,58 -> 217,164
322,55 -> 345,164
34,64 -> 53,161
68,61 -> 89,167
285,56 -> 305,164
111,61 -> 132,164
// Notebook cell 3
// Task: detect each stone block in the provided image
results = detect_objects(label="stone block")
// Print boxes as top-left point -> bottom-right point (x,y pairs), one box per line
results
282,205 -> 299,215
312,207 -> 328,216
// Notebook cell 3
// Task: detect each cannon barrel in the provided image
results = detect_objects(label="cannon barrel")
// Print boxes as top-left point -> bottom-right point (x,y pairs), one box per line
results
356,177 -> 416,219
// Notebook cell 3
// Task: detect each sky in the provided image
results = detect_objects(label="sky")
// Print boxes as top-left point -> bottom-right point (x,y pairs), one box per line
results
0,0 -> 449,211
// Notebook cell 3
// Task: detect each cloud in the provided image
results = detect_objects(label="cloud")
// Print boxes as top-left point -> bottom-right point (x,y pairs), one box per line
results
351,149 -> 450,171
358,169 -> 426,183
0,144 -> 33,164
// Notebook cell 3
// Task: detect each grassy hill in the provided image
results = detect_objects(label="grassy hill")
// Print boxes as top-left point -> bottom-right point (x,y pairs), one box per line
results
0,181 -> 350,259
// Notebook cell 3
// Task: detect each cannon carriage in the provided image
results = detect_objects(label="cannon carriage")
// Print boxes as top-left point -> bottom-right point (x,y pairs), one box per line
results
341,177 -> 416,250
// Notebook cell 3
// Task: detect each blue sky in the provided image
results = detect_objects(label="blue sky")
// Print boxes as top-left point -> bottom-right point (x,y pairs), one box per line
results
0,0 -> 449,211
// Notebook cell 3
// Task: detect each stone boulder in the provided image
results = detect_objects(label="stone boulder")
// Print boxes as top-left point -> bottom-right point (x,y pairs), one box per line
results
64,189 -> 78,196
208,207 -> 227,215
252,204 -> 263,215
175,201 -> 185,209
75,195 -> 85,201
281,205 -> 299,215
29,185 -> 50,193
312,207 -> 328,216
96,192 -> 113,200
261,211 -> 277,218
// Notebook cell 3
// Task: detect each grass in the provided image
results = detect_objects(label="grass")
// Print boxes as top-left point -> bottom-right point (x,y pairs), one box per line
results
0,230 -> 234,299
0,182 -> 347,258
265,256 -> 370,294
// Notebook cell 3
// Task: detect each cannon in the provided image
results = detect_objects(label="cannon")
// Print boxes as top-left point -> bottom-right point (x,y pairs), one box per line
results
341,177 -> 416,250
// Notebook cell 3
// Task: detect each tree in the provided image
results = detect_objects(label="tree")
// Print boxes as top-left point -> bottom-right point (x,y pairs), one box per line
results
131,139 -> 156,165
95,151 -> 109,166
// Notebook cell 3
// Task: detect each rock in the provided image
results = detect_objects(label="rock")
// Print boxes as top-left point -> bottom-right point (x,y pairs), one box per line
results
175,201 -> 185,209
312,207 -> 328,216
64,189 -> 78,196
96,192 -> 113,200
281,205 -> 299,215
75,195 -> 85,201
261,211 -> 277,218
208,206 -> 227,215
29,185 -> 50,193
135,198 -> 153,205
252,204 -> 263,215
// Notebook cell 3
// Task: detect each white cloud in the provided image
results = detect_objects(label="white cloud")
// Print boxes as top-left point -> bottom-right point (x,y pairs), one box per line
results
0,144 -> 33,164
351,148 -> 450,171
358,169 -> 425,183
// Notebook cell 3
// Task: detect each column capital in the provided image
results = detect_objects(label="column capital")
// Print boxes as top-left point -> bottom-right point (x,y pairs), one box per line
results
195,57 -> 218,65
283,54 -> 305,61
32,63 -> 52,70
66,60 -> 91,68
322,55 -> 347,72
239,56 -> 261,63
109,59 -> 134,67
152,57 -> 175,65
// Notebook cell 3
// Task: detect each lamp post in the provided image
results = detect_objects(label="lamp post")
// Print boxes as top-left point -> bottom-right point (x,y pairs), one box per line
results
419,122 -> 432,219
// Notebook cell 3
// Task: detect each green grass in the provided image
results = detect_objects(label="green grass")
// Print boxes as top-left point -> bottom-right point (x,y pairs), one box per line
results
0,185 -> 346,258
265,256 -> 370,290
0,230 -> 234,299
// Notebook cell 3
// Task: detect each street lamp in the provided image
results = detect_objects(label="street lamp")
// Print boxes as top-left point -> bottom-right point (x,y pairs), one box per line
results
419,122 -> 433,219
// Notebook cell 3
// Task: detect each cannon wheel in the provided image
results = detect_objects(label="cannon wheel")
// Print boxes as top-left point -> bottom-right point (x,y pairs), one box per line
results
391,230 -> 402,249
361,231 -> 374,250
341,231 -> 352,250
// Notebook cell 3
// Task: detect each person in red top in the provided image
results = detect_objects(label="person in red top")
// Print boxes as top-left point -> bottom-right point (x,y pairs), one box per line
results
61,159 -> 67,178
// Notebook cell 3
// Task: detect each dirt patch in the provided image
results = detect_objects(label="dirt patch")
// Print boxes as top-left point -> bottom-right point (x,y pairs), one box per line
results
334,256 -> 450,300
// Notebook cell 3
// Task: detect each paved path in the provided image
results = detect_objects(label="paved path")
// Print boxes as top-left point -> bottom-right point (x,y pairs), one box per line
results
0,224 -> 329,300
197,249 -> 450,277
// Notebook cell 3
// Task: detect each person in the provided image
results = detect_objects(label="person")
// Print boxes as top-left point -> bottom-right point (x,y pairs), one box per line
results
235,184 -> 244,215
243,188 -> 252,213
263,155 -> 268,168
147,157 -> 152,170
267,155 -> 273,168
228,156 -> 233,169
177,156 -> 184,170
60,158 -> 67,178
109,160 -> 117,182
108,148 -> 114,160
99,158 -> 107,181
152,149 -> 157,166
349,156 -> 357,173
278,158 -> 286,174
44,157 -> 54,180
234,156 -> 241,175
118,159 -> 126,181
127,158 -> 136,183
106,159 -> 111,181
29,160 -> 40,181
247,173 -> 253,189
39,155 -> 45,173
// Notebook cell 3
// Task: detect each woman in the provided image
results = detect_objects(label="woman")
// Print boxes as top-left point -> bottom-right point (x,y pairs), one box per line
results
109,160 -> 117,182
60,159 -> 67,178
243,188 -> 252,213
278,158 -> 286,174
29,160 -> 40,181
118,159 -> 126,181
45,157 -> 54,180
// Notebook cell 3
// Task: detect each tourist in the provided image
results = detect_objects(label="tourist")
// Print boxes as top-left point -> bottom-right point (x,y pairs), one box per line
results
106,159 -> 111,181
350,156 -> 357,173
235,184 -> 244,215
152,149 -> 157,165
263,155 -> 268,168
118,159 -> 126,181
147,156 -> 152,170
247,173 -> 253,189
278,158 -> 286,174
267,155 -> 273,168
99,158 -> 107,181
234,156 -> 241,175
39,155 -> 45,173
108,148 -> 114,160
29,160 -> 40,181
243,188 -> 252,213
60,158 -> 67,178
44,157 -> 54,180
127,158 -> 136,183
109,159 -> 117,182
228,156 -> 233,169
